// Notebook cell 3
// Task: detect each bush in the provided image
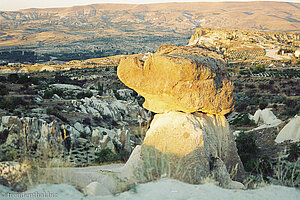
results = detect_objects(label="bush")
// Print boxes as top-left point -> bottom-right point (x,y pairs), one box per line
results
235,132 -> 259,172
281,109 -> 298,118
231,114 -> 255,126
252,64 -> 266,74
288,144 -> 300,162
0,76 -> 7,82
245,84 -> 256,89
43,88 -> 65,99
95,148 -> 120,163
97,82 -> 104,96
113,90 -> 125,100
7,74 -> 19,83
53,74 -> 79,85
0,97 -> 27,110
76,91 -> 93,99
0,84 -> 9,96
258,83 -> 272,90
235,102 -> 248,112
0,129 -> 9,144
16,75 -> 40,85
259,102 -> 268,110
284,99 -> 297,108
43,90 -> 54,99
239,70 -> 250,76
249,97 -> 260,106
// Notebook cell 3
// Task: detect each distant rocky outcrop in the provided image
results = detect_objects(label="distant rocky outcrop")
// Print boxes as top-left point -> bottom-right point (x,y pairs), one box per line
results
118,45 -> 234,115
117,44 -> 244,187
188,28 -> 299,61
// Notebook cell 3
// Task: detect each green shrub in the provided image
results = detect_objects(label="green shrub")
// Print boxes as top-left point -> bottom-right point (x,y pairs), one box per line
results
0,97 -> 27,110
239,70 -> 250,76
113,89 -> 125,100
281,109 -> 299,118
0,129 -> 9,144
7,74 -> 19,83
95,148 -> 120,163
97,82 -> 104,96
259,102 -> 268,110
53,74 -> 79,85
231,114 -> 255,126
0,84 -> 9,96
76,91 -> 93,99
235,102 -> 248,112
235,132 -> 259,172
43,88 -> 64,99
43,90 -> 54,99
0,76 -> 7,82
258,83 -> 272,90
288,144 -> 300,162
245,84 -> 256,89
252,64 -> 266,74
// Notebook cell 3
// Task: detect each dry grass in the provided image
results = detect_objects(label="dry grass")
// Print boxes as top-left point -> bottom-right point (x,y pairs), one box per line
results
24,125 -> 73,189
242,155 -> 299,189
273,157 -> 300,188
133,146 -> 211,185
0,120 -> 74,191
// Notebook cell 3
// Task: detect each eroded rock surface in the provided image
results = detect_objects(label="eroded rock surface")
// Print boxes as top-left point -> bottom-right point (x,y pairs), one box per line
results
118,45 -> 234,115
142,112 -> 244,182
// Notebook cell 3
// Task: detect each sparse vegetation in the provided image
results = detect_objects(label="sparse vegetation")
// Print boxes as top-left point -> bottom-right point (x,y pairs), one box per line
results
236,132 -> 300,188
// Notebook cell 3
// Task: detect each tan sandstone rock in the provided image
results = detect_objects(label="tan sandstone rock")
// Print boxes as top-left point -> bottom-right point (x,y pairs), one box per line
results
142,111 -> 244,181
117,45 -> 234,115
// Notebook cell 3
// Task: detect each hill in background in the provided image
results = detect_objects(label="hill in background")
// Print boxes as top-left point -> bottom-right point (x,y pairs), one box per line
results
0,1 -> 299,63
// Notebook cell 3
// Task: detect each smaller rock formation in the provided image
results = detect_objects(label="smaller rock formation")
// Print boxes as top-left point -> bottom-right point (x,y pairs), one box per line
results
275,115 -> 300,143
253,108 -> 282,125
249,108 -> 282,131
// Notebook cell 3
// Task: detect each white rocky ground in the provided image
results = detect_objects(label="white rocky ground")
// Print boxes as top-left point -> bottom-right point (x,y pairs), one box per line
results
0,178 -> 299,200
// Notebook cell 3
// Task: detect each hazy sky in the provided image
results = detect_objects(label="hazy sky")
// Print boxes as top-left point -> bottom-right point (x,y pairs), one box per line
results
1,0 -> 300,11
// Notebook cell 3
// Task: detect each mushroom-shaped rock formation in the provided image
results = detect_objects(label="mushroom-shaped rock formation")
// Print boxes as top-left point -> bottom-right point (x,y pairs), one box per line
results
117,45 -> 234,115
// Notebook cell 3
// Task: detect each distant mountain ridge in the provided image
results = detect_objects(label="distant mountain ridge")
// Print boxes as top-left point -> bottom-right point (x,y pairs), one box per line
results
0,1 -> 299,57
